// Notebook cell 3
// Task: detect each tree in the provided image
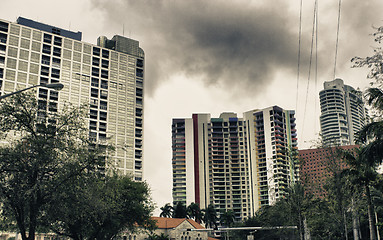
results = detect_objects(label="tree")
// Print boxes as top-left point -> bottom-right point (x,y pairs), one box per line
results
44,173 -> 155,240
351,25 -> 383,240
0,92 -> 106,240
160,203 -> 173,218
172,202 -> 187,218
202,204 -> 218,229
341,147 -> 380,240
187,202 -> 203,223
219,210 -> 235,228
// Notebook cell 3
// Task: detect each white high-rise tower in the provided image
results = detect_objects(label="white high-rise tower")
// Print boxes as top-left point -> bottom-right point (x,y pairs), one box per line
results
319,78 -> 367,146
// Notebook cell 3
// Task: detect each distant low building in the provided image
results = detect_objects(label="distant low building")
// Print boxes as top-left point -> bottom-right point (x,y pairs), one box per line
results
121,217 -> 218,240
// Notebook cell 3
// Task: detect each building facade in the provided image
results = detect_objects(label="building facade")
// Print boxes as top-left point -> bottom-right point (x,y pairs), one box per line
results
0,17 -> 144,180
299,145 -> 356,198
171,106 -> 299,220
319,78 -> 367,147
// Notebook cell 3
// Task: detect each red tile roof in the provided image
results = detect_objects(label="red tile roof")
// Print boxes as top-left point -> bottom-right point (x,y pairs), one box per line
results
151,217 -> 205,230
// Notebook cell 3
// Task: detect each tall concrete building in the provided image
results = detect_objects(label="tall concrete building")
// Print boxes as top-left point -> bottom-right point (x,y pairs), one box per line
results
171,106 -> 298,220
319,78 -> 367,147
0,17 -> 144,180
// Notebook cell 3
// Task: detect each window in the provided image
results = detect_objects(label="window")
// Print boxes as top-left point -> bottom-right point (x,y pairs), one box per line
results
42,44 -> 51,54
0,21 -> 8,32
101,69 -> 108,79
44,33 -> 52,43
90,110 -> 98,119
42,55 -> 50,65
54,36 -> 62,46
39,88 -> 48,99
91,78 -> 99,87
92,67 -> 99,77
53,47 -> 61,57
99,111 -> 107,121
102,49 -> 109,58
0,33 -> 6,44
41,66 -> 49,76
100,90 -> 108,99
92,57 -> 100,66
90,120 -> 97,130
51,68 -> 60,78
50,91 -> 59,101
93,47 -> 100,56
100,101 -> 107,110
101,59 -> 109,68
100,80 -> 108,89
52,57 -> 61,67
91,88 -> 98,98
40,77 -> 48,84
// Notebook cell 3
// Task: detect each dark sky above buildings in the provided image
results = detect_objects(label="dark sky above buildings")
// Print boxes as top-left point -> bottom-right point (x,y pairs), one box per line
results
1,0 -> 383,213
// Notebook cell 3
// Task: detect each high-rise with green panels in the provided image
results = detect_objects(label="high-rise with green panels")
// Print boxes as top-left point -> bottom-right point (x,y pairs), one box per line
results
171,106 -> 299,221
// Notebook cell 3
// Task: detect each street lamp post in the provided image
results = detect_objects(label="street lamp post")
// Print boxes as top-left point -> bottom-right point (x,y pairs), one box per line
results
0,83 -> 64,100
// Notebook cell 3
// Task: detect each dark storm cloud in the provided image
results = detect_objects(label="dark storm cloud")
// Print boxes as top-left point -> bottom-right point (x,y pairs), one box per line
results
90,0 -> 383,95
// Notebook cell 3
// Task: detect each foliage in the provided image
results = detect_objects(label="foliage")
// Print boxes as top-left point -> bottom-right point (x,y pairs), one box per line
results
187,202 -> 203,223
172,202 -> 187,218
44,173 -> 155,240
219,210 -> 235,227
351,26 -> 383,84
0,92 -> 106,240
159,203 -> 173,218
202,204 -> 218,229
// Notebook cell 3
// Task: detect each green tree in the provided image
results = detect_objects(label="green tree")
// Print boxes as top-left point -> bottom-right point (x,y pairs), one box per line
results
187,202 -> 203,223
45,174 -> 155,240
219,210 -> 235,227
0,92 -> 106,240
341,147 -> 380,240
160,203 -> 173,218
172,202 -> 187,218
351,25 -> 383,240
202,204 -> 218,229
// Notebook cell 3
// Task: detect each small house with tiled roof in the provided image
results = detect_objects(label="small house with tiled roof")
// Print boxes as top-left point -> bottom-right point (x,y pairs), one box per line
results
120,217 -> 218,240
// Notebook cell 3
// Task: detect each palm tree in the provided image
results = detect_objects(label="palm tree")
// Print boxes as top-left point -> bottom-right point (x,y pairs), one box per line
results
159,203 -> 173,218
172,202 -> 187,218
202,204 -> 218,229
341,146 -> 380,240
219,210 -> 235,227
187,202 -> 203,223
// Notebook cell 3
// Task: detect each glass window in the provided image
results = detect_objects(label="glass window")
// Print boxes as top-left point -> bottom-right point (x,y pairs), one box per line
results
43,33 -> 52,43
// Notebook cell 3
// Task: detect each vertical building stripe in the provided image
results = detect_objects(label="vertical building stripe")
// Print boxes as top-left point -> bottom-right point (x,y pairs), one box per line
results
192,114 -> 200,204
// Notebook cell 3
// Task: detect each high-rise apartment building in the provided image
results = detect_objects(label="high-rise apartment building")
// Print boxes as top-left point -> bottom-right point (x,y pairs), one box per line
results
0,17 -> 144,180
171,106 -> 298,220
319,78 -> 367,147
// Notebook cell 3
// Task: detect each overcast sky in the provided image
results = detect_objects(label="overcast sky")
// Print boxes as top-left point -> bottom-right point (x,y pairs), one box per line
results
1,0 -> 383,214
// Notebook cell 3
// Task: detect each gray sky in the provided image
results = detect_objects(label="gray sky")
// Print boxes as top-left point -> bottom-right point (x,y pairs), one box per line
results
1,0 -> 383,214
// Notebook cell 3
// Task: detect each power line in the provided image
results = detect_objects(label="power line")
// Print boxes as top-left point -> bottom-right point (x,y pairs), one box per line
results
333,0 -> 342,79
302,0 -> 318,138
295,0 -> 303,111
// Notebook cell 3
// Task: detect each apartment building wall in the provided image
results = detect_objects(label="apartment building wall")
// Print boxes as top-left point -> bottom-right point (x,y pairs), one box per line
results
0,17 -> 144,180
